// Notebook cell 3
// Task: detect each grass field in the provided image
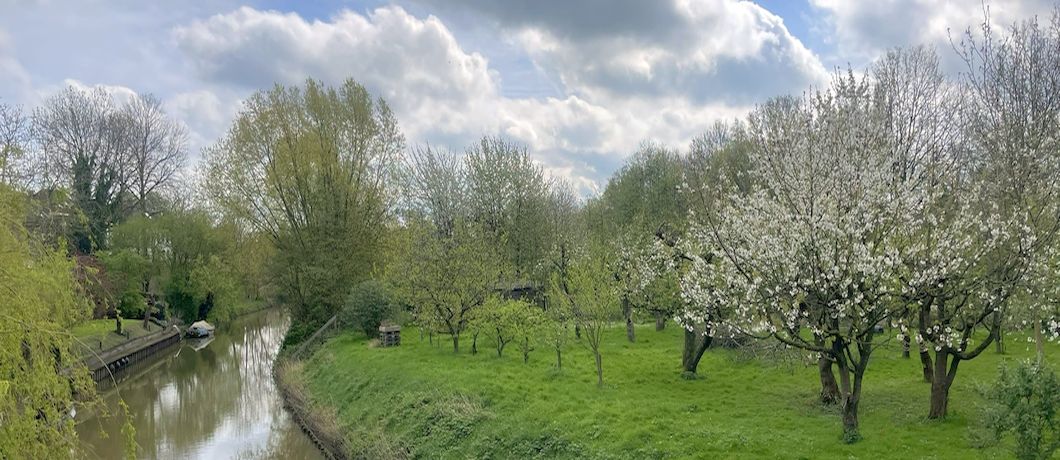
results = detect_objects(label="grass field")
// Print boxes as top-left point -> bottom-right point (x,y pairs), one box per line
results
297,323 -> 1055,459
70,319 -> 156,357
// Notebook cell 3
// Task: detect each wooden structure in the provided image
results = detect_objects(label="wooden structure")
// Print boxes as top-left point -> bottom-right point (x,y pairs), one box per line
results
84,325 -> 182,384
378,324 -> 401,347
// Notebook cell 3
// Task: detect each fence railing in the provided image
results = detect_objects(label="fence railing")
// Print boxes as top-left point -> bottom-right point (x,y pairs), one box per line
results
290,315 -> 339,361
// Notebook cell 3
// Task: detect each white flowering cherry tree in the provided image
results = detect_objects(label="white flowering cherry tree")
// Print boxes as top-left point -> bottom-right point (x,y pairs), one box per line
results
683,74 -> 908,441
891,9 -> 1060,420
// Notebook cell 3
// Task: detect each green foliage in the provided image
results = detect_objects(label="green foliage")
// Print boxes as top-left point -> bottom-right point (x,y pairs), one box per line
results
0,187 -> 99,457
107,209 -> 266,324
189,255 -> 241,324
340,280 -> 394,337
550,243 -> 619,385
100,249 -> 149,318
388,218 -> 501,352
981,360 -> 1060,460
204,78 -> 403,341
464,136 -> 555,281
119,400 -> 138,459
474,297 -> 542,359
541,300 -> 572,369
598,142 -> 688,238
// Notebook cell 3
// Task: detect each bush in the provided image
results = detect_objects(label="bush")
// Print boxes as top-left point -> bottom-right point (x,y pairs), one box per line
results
117,288 -> 146,319
981,359 -> 1060,460
341,280 -> 393,337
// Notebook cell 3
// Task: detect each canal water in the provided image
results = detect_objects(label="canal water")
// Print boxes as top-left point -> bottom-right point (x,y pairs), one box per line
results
76,308 -> 324,459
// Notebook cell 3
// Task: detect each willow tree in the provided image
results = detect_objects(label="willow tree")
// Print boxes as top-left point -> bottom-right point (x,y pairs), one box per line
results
0,187 -> 98,457
203,79 -> 403,341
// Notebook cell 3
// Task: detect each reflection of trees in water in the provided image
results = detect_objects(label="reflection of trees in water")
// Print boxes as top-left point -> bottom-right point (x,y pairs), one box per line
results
76,309 -> 321,459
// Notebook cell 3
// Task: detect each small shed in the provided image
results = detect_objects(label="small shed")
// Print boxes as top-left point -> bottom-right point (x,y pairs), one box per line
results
378,324 -> 401,347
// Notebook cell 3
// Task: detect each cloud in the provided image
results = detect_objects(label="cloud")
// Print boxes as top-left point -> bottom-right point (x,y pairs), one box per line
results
168,3 -> 822,195
61,78 -> 139,105
810,0 -> 1058,67
421,0 -> 828,106
0,29 -> 32,104
167,89 -> 242,160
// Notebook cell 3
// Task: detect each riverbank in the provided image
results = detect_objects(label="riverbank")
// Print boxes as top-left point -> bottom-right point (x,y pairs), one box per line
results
292,324 -> 1053,459
72,319 -> 158,357
76,308 -> 322,459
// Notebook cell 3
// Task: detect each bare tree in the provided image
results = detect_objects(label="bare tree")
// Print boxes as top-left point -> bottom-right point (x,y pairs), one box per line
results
0,101 -> 30,188
32,86 -> 132,252
122,94 -> 187,215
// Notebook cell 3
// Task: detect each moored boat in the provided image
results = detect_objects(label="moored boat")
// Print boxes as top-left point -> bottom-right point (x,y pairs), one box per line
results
186,320 -> 215,338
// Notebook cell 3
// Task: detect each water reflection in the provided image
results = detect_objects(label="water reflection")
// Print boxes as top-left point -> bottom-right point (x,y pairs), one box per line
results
77,309 -> 323,460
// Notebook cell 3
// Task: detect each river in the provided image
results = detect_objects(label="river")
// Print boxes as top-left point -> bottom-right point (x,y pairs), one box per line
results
76,308 -> 325,459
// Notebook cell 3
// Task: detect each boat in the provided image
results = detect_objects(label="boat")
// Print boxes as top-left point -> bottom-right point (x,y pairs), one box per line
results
186,320 -> 216,338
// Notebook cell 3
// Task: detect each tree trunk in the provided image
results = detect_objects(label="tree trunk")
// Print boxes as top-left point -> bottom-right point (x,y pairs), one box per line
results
919,346 -> 933,383
833,338 -> 864,443
928,350 -> 959,419
471,332 -> 479,355
575,324 -> 581,340
995,328 -> 1005,354
452,334 -> 459,354
818,355 -> 840,405
523,338 -> 530,364
555,348 -> 562,369
623,297 -> 635,343
1035,312 -> 1045,360
681,326 -> 712,378
594,351 -> 603,387
654,312 -> 666,331
841,376 -> 862,443
901,335 -> 910,359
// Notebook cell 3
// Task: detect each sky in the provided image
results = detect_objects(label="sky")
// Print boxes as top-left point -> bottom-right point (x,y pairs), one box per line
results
0,0 -> 1056,195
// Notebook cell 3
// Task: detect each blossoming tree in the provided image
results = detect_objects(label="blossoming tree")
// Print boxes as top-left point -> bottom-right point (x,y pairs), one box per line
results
682,74 -> 909,441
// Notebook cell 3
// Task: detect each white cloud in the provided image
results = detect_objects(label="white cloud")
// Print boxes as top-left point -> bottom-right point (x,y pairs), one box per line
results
423,0 -> 828,105
0,29 -> 31,104
173,6 -> 500,141
60,78 -> 139,105
167,89 -> 242,160
0,1 -> 834,196
810,0 -> 1058,66
169,3 -> 821,195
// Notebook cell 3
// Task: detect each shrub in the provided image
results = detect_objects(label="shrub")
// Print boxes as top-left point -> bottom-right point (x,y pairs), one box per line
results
981,360 -> 1060,460
341,280 -> 394,337
117,288 -> 146,319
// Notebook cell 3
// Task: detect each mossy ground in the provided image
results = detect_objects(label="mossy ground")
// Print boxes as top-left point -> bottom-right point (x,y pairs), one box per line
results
299,324 -> 1054,459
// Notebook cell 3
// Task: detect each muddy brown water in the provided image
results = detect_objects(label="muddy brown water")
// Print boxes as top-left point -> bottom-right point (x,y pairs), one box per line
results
76,308 -> 324,459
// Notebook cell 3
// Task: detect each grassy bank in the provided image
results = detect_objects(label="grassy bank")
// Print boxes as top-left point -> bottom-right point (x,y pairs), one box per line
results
71,319 -> 157,358
295,324 -> 1053,459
